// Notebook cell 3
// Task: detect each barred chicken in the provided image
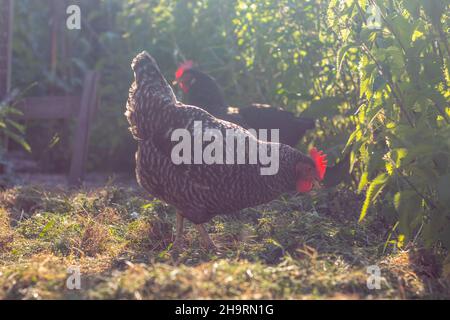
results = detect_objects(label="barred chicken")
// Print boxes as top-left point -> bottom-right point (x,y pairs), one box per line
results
125,52 -> 327,250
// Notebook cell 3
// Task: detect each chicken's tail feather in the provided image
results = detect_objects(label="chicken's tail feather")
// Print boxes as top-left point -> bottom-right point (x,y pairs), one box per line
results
126,51 -> 176,141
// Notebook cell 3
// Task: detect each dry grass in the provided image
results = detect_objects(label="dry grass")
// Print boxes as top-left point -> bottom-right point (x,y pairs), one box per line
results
0,185 -> 448,300
0,208 -> 15,253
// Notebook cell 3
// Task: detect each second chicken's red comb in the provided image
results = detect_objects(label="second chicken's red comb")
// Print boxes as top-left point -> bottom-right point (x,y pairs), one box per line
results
175,60 -> 194,79
309,148 -> 327,181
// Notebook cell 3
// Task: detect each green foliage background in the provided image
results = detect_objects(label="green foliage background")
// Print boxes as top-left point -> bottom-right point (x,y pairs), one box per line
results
10,0 -> 450,249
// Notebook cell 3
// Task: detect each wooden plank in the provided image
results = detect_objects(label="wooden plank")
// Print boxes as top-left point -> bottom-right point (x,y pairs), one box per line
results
0,0 -> 13,100
68,71 -> 100,186
16,96 -> 81,119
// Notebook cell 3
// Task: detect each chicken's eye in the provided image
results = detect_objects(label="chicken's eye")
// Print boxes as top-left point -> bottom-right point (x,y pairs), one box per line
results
306,166 -> 316,176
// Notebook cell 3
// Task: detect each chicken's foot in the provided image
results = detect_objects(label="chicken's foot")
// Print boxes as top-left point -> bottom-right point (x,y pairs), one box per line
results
172,213 -> 184,250
195,224 -> 217,251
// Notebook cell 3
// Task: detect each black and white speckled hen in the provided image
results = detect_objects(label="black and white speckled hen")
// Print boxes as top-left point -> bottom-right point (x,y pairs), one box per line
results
175,61 -> 316,147
125,52 -> 327,250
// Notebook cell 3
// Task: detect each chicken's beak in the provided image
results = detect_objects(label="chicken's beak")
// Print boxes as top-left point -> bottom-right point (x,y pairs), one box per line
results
312,171 -> 322,190
313,179 -> 322,190
172,80 -> 178,86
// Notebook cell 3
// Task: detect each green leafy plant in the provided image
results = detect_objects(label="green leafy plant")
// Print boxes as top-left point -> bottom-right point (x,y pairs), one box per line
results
329,0 -> 450,248
0,92 -> 31,154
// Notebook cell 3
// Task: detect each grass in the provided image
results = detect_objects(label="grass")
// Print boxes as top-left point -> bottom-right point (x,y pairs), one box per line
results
0,184 -> 449,299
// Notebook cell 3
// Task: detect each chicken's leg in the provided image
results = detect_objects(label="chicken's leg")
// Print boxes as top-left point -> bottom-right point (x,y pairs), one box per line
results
195,224 -> 217,250
172,212 -> 184,250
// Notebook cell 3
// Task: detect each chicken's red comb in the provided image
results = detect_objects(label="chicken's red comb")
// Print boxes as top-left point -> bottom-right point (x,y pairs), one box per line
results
309,148 -> 327,181
175,60 -> 194,79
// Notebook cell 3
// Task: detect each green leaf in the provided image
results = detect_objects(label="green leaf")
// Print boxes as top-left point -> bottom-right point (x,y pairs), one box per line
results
337,43 -> 358,75
359,173 -> 389,222
395,190 -> 423,239
388,15 -> 414,49
358,0 -> 367,8
393,148 -> 408,168
358,171 -> 369,192
372,74 -> 387,92
5,119 -> 26,134
385,162 -> 394,176
344,129 -> 360,151
360,76 -> 374,99
3,128 -> 31,153
360,29 -> 378,44
301,96 -> 346,118
404,0 -> 421,19
39,218 -> 56,238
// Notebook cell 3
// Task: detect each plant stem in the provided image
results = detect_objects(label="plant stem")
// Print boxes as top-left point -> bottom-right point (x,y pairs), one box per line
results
360,43 -> 415,128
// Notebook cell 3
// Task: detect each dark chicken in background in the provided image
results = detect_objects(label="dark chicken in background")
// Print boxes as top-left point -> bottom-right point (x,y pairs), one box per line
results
126,52 -> 327,250
175,61 -> 316,147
